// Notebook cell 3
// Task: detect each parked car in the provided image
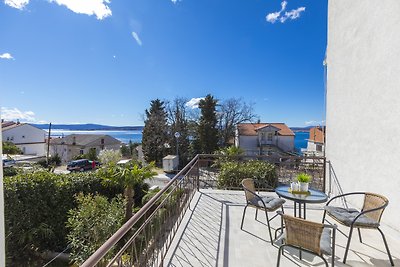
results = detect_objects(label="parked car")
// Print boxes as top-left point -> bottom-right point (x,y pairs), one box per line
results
2,158 -> 16,167
67,159 -> 94,172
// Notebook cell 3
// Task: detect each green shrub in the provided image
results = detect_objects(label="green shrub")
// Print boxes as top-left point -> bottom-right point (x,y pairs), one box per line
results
4,171 -> 124,263
3,166 -> 18,177
67,193 -> 125,264
217,160 -> 277,189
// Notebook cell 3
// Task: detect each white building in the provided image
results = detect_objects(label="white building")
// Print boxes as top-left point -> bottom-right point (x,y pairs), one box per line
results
235,123 -> 295,156
326,0 -> 400,231
1,121 -> 46,156
50,134 -> 121,162
304,126 -> 325,156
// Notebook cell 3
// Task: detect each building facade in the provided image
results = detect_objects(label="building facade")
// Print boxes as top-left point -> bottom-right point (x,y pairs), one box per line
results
50,134 -> 121,162
304,127 -> 325,156
326,0 -> 400,230
1,121 -> 46,156
235,123 -> 295,156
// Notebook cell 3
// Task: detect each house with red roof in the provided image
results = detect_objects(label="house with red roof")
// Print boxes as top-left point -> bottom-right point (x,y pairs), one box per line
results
305,126 -> 325,156
235,123 -> 295,156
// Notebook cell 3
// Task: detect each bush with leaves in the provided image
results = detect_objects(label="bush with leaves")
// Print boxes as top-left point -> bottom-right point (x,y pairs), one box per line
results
67,193 -> 125,265
98,149 -> 122,164
4,171 -> 124,264
2,141 -> 22,154
3,166 -> 18,177
217,160 -> 277,189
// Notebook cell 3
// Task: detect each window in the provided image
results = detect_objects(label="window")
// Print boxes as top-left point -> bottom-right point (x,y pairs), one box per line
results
316,144 -> 323,152
80,149 -> 84,155
267,132 -> 273,141
101,138 -> 105,144
22,135 -> 25,138
6,137 -> 9,141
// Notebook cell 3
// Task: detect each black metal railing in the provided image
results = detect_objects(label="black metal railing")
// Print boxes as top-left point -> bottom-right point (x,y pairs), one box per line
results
82,154 -> 326,267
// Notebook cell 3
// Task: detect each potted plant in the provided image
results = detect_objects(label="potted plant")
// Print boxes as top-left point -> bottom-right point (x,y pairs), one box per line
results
296,173 -> 312,192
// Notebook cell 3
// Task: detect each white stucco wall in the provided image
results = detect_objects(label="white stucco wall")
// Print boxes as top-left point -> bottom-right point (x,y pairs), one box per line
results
2,124 -> 46,156
326,0 -> 400,230
276,136 -> 294,152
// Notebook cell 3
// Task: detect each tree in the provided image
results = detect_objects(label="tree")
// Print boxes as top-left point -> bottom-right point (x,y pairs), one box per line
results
197,94 -> 219,154
99,161 -> 156,222
166,97 -> 191,167
142,99 -> 168,166
67,194 -> 125,265
98,149 -> 122,164
2,141 -> 22,155
218,98 -> 258,146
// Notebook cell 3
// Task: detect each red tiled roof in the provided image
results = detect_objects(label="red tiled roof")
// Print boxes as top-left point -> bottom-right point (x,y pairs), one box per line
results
1,121 -> 26,131
308,127 -> 325,143
237,123 -> 295,136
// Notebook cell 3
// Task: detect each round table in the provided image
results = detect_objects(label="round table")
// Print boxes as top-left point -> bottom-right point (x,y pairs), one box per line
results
275,185 -> 328,219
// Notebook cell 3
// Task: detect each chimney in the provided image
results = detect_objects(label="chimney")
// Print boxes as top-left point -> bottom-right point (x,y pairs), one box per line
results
16,119 -> 20,125
72,136 -> 76,145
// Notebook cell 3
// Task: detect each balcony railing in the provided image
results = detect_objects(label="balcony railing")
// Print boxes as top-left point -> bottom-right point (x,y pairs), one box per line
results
82,154 -> 326,267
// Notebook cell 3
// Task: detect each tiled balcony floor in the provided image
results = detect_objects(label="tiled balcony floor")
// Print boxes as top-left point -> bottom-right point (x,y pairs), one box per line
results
164,189 -> 400,267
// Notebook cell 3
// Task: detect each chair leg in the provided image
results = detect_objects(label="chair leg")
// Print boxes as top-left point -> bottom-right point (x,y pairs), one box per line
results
357,228 -> 363,243
322,209 -> 326,223
377,227 -> 394,266
240,205 -> 248,230
265,210 -> 274,244
255,208 -> 258,220
343,226 -> 354,264
332,227 -> 336,267
277,245 -> 284,267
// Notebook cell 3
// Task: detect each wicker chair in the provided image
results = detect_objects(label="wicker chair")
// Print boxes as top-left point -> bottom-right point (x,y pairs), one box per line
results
240,178 -> 285,244
322,192 -> 394,266
277,211 -> 337,267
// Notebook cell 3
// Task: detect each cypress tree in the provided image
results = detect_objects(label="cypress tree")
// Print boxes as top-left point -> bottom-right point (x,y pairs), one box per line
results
197,94 -> 219,154
142,99 -> 168,166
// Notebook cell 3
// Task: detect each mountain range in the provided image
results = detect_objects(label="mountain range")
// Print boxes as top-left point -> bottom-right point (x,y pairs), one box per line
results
32,123 -> 144,131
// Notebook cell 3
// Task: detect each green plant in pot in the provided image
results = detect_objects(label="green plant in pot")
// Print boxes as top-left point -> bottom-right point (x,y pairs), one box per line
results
296,173 -> 312,192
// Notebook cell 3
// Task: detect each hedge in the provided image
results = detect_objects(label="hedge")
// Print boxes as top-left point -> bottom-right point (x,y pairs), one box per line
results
217,160 -> 277,189
4,171 -> 124,263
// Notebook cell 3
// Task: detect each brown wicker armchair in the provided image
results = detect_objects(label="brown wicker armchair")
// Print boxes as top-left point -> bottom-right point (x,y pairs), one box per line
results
277,211 -> 337,267
322,192 -> 394,266
240,178 -> 285,244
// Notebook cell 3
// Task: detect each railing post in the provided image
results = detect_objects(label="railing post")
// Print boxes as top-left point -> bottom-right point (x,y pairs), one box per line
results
323,157 -> 327,193
196,155 -> 200,191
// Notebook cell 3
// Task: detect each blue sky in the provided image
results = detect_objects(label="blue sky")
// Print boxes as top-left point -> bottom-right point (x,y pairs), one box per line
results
0,0 -> 327,126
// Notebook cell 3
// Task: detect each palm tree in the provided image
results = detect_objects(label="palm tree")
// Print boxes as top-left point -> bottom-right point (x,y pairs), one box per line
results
99,161 -> 157,222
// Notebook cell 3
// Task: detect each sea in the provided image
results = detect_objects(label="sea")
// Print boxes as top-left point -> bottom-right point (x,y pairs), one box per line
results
49,129 -> 310,151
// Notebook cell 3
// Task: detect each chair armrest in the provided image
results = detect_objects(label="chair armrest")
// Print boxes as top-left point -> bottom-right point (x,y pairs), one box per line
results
351,203 -> 387,225
325,192 -> 366,206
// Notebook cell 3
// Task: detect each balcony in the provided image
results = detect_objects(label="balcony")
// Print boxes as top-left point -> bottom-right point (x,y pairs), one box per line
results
82,155 -> 400,267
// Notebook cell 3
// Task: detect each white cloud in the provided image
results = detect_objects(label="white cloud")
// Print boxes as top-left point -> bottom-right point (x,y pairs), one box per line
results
266,1 -> 305,24
171,0 -> 181,4
49,0 -> 112,20
266,1 -> 287,23
1,107 -> 36,122
185,97 -> 204,109
280,7 -> 306,23
0,53 -> 14,60
131,32 -> 142,46
4,0 -> 29,9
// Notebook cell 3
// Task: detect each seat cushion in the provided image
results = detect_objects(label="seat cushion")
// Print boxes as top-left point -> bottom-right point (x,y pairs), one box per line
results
325,206 -> 380,228
320,228 -> 332,255
250,196 -> 285,211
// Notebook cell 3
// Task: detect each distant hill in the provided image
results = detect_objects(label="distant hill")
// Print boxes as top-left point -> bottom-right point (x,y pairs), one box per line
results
290,126 -> 315,132
32,123 -> 144,131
